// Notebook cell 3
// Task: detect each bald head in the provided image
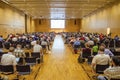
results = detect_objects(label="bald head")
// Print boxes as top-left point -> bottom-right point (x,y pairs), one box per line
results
9,47 -> 14,52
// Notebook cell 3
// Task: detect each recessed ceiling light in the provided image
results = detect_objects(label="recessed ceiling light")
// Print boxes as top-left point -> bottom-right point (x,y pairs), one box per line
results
1,0 -> 9,4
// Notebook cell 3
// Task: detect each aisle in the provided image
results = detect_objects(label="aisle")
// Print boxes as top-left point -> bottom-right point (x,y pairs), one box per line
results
36,35 -> 90,80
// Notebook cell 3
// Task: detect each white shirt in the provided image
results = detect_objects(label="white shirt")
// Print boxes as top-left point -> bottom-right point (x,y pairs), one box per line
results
31,41 -> 36,46
104,66 -> 120,79
33,44 -> 42,52
1,52 -> 17,65
87,40 -> 94,46
41,41 -> 47,45
92,53 -> 111,65
14,48 -> 25,57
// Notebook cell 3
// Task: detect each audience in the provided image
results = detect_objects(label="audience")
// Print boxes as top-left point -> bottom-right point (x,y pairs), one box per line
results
1,47 -> 17,72
81,43 -> 91,58
97,56 -> 120,80
14,44 -> 25,58
73,38 -> 81,54
92,43 -> 99,56
91,46 -> 111,73
41,39 -> 48,54
87,38 -> 94,48
0,32 -> 120,79
33,40 -> 42,53
101,43 -> 114,57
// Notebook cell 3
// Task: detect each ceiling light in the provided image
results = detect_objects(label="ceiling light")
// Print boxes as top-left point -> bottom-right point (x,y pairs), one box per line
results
1,0 -> 9,4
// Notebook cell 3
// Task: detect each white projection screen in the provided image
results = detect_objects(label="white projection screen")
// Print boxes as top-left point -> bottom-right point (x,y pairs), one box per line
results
51,20 -> 65,28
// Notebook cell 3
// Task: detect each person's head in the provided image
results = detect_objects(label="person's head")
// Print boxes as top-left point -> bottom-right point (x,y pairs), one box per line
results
9,47 -> 14,52
99,46 -> 105,53
16,44 -> 22,49
85,43 -> 90,48
101,43 -> 106,48
36,40 -> 39,44
112,56 -> 120,66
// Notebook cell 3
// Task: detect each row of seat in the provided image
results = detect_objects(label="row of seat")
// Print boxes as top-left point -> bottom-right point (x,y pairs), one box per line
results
0,52 -> 42,79
18,57 -> 41,65
0,65 -> 31,80
0,52 -> 41,58
0,65 -> 31,75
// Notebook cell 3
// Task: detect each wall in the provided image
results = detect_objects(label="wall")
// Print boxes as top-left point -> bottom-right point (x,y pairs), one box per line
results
0,1 -> 25,38
30,19 -> 35,33
81,2 -> 120,37
34,19 -> 81,32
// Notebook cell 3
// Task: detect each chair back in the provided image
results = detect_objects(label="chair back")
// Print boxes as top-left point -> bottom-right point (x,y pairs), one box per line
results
0,52 -> 4,57
4,42 -> 10,49
31,52 -> 40,58
109,39 -> 115,48
114,52 -> 120,56
16,65 -> 31,75
96,64 -> 109,74
41,45 -> 46,49
17,58 -> 24,65
1,65 -> 14,73
25,52 -> 30,58
115,40 -> 120,48
25,58 -> 36,65
74,45 -> 80,48
110,78 -> 120,80
87,56 -> 93,64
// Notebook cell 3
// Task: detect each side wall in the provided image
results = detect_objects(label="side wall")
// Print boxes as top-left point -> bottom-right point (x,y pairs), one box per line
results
0,1 -> 25,38
81,2 -> 120,37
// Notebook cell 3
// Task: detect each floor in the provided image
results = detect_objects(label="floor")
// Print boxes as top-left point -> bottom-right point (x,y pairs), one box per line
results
36,35 -> 90,80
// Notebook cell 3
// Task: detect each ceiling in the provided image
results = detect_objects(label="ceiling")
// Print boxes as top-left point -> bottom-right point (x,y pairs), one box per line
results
2,0 -> 118,19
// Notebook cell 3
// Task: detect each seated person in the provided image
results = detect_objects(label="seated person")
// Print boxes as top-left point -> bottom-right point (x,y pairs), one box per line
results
97,56 -> 120,80
73,38 -> 80,48
41,39 -> 47,49
92,43 -> 99,56
41,39 -> 47,54
87,39 -> 94,48
91,46 -> 111,73
33,40 -> 42,53
73,39 -> 80,54
1,47 -> 17,72
81,43 -> 91,58
101,43 -> 114,57
14,44 -> 25,58
69,37 -> 75,45
33,40 -> 43,63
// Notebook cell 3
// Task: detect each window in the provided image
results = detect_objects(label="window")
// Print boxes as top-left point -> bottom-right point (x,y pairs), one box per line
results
51,20 -> 65,28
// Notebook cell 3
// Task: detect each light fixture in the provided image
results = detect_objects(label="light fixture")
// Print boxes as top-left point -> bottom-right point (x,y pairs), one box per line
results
1,0 -> 9,4
107,27 -> 110,35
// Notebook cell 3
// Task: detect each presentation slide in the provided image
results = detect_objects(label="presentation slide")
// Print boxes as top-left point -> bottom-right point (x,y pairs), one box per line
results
51,20 -> 65,28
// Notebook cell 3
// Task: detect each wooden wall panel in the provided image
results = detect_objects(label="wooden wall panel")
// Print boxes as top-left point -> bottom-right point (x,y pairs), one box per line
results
26,16 -> 31,33
30,19 -> 35,32
81,2 -> 120,37
0,1 -> 25,38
